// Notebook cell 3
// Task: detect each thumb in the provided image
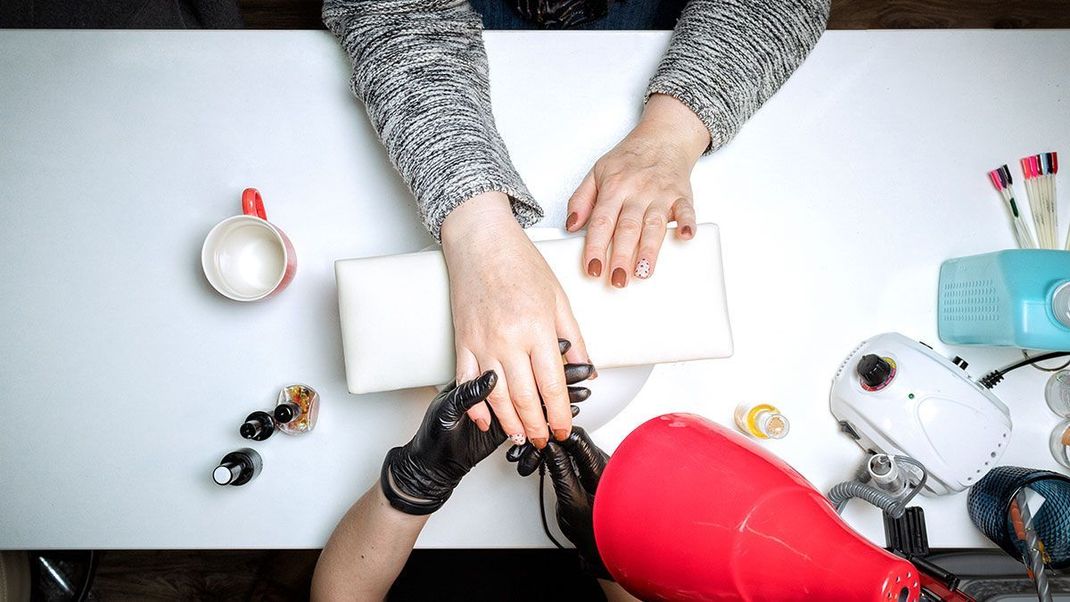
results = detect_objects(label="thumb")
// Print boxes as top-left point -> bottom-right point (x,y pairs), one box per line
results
442,370 -> 498,425
545,441 -> 585,509
566,170 -> 597,232
562,426 -> 608,493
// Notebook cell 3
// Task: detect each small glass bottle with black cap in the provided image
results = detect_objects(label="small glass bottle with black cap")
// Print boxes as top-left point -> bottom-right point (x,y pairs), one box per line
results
213,448 -> 262,486
273,384 -> 319,435
240,410 -> 276,441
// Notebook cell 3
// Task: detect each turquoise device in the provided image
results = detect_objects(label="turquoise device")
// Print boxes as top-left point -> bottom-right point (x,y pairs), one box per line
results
938,250 -> 1070,350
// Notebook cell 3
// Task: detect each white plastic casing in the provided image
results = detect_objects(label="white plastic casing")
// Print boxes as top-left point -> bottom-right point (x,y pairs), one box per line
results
830,333 -> 1012,496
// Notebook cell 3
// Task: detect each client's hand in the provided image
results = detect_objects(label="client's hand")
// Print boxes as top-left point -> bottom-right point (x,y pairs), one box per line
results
543,427 -> 612,579
381,371 -> 506,515
442,192 -> 591,449
566,94 -> 708,287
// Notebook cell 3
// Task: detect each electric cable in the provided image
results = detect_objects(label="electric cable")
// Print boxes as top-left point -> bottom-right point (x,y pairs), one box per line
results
979,351 -> 1070,388
73,550 -> 96,602
889,456 -> 928,518
538,464 -> 565,549
1023,349 -> 1070,372
829,456 -> 928,519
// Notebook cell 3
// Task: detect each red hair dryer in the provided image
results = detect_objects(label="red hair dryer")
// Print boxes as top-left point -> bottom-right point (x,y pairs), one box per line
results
592,413 -> 920,601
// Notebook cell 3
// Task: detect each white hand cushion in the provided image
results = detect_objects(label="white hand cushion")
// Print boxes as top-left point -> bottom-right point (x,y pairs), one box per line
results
335,223 -> 733,394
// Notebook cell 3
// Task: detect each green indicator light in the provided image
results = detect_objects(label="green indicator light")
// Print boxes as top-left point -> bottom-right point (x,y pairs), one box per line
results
908,393 -> 915,399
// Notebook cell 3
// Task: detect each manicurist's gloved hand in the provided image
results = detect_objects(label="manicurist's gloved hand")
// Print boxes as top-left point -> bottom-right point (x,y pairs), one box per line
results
543,426 -> 611,580
381,371 -> 507,515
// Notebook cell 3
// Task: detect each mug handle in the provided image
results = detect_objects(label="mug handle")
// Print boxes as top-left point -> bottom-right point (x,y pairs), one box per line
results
242,188 -> 267,220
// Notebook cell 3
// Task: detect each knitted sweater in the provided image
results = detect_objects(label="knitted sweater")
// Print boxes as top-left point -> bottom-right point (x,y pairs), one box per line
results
323,0 -> 830,241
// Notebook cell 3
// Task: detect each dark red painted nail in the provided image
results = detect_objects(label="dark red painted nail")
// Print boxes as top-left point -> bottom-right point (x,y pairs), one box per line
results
611,268 -> 627,288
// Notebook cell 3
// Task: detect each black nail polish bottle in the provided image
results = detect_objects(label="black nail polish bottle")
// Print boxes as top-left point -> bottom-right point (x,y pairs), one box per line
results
240,411 -> 276,441
213,448 -> 263,486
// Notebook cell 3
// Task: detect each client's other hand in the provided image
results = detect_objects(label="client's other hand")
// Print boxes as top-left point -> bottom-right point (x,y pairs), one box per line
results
381,371 -> 506,515
566,94 -> 707,288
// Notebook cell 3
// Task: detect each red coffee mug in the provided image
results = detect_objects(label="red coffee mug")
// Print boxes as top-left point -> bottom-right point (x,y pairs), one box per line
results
201,188 -> 297,301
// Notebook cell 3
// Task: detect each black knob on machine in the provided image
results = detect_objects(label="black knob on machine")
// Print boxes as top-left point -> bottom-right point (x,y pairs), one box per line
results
857,354 -> 894,389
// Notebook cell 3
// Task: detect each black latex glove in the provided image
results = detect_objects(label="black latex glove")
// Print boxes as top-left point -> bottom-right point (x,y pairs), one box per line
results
557,337 -> 594,414
544,426 -> 611,580
381,371 -> 506,515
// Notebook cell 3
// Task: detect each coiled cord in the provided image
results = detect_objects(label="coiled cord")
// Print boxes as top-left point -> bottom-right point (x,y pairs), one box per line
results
829,455 -> 928,519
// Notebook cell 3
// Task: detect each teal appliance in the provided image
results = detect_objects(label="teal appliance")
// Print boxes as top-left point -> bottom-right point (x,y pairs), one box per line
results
938,250 -> 1070,350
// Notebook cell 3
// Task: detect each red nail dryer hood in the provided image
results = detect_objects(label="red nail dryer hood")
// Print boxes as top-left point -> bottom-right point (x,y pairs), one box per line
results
592,413 -> 920,602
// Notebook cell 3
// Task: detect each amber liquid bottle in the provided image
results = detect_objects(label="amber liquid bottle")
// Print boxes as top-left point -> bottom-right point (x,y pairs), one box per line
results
273,384 -> 319,435
733,403 -> 790,440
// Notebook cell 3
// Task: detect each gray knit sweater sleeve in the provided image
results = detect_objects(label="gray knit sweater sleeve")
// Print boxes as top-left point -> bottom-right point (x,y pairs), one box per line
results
322,0 -> 541,241
646,0 -> 830,153
323,0 -> 829,239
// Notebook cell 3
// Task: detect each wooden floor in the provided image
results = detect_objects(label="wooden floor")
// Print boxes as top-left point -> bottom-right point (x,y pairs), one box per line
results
239,0 -> 1070,29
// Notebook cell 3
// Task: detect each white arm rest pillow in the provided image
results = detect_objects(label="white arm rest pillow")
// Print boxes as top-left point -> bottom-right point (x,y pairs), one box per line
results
335,223 -> 733,394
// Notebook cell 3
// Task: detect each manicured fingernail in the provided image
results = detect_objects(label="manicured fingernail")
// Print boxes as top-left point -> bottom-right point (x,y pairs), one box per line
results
571,405 -> 580,417
635,258 -> 651,279
531,437 -> 548,450
588,359 -> 598,379
611,268 -> 627,288
509,433 -> 526,446
587,258 -> 602,277
553,428 -> 570,442
680,225 -> 693,238
476,418 -> 490,432
565,212 -> 578,231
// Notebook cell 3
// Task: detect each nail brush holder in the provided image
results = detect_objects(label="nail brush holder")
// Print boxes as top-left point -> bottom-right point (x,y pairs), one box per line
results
335,223 -> 733,394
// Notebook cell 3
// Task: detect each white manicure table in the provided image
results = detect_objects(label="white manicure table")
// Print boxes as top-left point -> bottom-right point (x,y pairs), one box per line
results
1,29 -> 1068,549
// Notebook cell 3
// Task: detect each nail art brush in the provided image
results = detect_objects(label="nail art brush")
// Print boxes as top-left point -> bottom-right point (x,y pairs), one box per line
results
988,165 -> 1036,249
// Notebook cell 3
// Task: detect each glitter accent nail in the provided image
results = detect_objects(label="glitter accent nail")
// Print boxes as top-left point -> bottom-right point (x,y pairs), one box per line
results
635,258 -> 651,279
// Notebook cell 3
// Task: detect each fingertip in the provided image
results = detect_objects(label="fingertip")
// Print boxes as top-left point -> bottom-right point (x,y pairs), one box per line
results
635,257 -> 653,280
586,257 -> 603,278
568,387 -> 591,403
505,444 -> 524,463
678,224 -> 694,239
